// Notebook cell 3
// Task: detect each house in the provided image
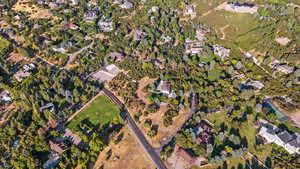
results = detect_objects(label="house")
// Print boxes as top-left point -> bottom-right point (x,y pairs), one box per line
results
97,17 -> 114,32
92,64 -> 121,83
185,39 -> 203,55
224,2 -> 258,14
108,52 -> 124,62
49,140 -> 66,154
161,34 -> 172,43
259,119 -> 300,154
70,0 -> 79,5
132,29 -> 146,41
193,121 -> 213,144
148,6 -> 160,13
60,23 -> 79,31
43,152 -> 60,169
184,5 -> 196,19
13,64 -> 36,82
63,128 -> 82,146
213,45 -> 230,61
40,103 -> 55,113
157,80 -> 171,95
84,10 -> 97,20
52,40 -> 74,53
285,135 -> 300,154
196,28 -> 207,41
275,64 -> 294,74
242,78 -> 264,90
48,2 -> 58,9
0,91 -> 12,104
12,139 -> 20,150
119,1 -> 133,9
269,60 -> 294,74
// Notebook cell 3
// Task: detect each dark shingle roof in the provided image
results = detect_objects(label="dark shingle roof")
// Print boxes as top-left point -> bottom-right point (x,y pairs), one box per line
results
278,131 -> 293,143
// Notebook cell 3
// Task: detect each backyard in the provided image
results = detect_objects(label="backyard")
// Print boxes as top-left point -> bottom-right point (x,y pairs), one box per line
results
0,36 -> 11,56
68,95 -> 120,129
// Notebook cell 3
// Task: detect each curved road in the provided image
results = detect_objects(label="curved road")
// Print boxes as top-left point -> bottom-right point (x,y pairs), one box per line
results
102,88 -> 168,169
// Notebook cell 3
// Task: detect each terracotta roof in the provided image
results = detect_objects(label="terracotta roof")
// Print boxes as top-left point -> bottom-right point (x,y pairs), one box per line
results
49,141 -> 65,154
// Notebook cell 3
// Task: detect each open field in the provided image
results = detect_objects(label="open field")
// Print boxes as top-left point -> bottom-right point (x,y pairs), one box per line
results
68,95 -> 120,129
93,127 -> 155,169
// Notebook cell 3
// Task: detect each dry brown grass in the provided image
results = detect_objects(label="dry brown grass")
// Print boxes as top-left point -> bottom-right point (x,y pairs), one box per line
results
12,0 -> 54,19
134,77 -> 192,147
93,127 -> 155,169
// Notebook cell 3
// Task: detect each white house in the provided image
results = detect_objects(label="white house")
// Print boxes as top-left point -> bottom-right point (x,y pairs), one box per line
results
285,135 -> 300,154
157,80 -> 171,95
259,119 -> 300,154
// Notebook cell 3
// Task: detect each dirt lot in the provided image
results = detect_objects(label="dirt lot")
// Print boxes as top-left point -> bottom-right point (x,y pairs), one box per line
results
135,77 -> 191,148
93,127 -> 155,169
13,0 -> 54,19
136,77 -> 157,105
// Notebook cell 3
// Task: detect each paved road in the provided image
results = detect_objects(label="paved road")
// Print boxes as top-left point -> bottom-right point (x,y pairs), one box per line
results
102,88 -> 168,169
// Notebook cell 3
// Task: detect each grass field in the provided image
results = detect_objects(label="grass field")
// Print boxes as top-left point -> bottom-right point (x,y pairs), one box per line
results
0,36 -> 11,56
68,95 -> 120,129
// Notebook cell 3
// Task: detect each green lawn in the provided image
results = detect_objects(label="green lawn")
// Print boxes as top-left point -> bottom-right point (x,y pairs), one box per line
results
68,95 -> 120,129
0,36 -> 11,56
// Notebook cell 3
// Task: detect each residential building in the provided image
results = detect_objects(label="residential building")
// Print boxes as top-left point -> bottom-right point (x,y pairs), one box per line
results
63,128 -> 82,146
157,80 -> 171,95
97,17 -> 114,32
40,103 -> 55,113
119,1 -> 133,9
0,91 -> 12,104
84,10 -> 97,20
49,140 -> 66,154
213,45 -> 230,61
269,60 -> 294,74
60,23 -> 79,31
43,152 -> 60,169
13,63 -> 36,82
52,40 -> 74,53
243,78 -> 264,90
225,2 -> 258,14
184,5 -> 196,19
108,52 -> 124,62
259,119 -> 300,154
92,64 -> 121,83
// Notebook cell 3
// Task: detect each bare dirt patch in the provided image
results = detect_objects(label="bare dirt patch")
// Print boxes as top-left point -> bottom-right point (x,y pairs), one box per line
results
93,127 -> 155,169
136,77 -> 157,105
219,25 -> 230,40
13,0 -> 54,19
139,105 -> 191,148
135,77 -> 192,147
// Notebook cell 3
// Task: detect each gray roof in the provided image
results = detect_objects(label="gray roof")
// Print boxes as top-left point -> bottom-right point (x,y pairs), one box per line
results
288,137 -> 300,148
278,131 -> 293,143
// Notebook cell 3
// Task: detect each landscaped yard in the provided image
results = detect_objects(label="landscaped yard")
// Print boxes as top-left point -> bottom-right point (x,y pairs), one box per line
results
68,95 -> 120,129
0,36 -> 11,56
